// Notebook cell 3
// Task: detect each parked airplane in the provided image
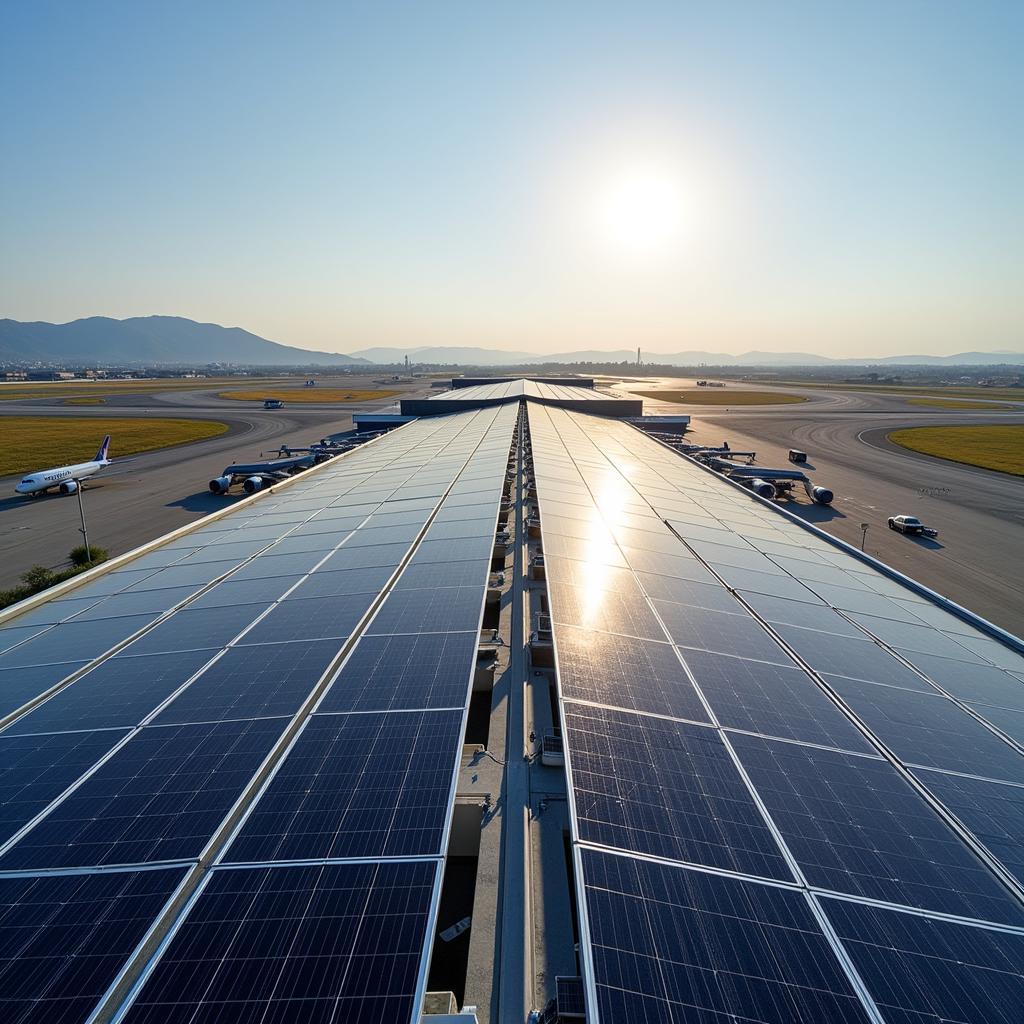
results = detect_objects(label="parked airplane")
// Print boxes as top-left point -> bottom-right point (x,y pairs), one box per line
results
15,435 -> 112,497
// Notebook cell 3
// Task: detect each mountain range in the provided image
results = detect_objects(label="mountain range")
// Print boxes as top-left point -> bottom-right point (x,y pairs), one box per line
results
351,345 -> 1024,367
1,317 -> 1021,367
0,317 -> 366,366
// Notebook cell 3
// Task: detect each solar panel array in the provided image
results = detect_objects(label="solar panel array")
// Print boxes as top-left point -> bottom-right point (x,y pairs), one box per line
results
528,403 -> 1024,1024
0,403 -> 518,1024
428,379 -> 612,404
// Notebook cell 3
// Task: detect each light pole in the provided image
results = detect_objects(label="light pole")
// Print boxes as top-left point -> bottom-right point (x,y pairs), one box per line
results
860,522 -> 869,551
75,483 -> 92,563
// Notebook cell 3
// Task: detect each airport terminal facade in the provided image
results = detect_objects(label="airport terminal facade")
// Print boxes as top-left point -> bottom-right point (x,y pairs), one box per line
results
0,381 -> 1022,1023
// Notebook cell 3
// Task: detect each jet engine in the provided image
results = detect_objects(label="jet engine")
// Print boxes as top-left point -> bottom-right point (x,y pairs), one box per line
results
209,476 -> 232,495
745,478 -> 777,500
58,480 -> 79,494
243,476 -> 264,494
810,486 -> 834,505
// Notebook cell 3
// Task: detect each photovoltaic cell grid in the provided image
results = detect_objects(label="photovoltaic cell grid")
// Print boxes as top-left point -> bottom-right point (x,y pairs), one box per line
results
528,403 -> 1024,1024
0,403 -> 519,1024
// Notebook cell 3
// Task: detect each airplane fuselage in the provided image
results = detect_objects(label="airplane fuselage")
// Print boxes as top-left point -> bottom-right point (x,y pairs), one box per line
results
15,460 -> 106,495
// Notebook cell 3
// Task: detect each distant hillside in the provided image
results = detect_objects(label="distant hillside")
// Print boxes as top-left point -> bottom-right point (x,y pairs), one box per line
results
352,344 -> 1024,367
0,317 -> 368,366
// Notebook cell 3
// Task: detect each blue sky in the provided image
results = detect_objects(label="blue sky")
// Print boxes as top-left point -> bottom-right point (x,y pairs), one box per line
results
1,1 -> 1020,356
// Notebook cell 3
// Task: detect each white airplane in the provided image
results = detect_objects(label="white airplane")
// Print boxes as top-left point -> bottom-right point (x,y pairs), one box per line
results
15,435 -> 112,497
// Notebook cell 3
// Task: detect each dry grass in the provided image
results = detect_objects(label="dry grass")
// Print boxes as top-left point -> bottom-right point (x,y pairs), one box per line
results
773,380 -> 1024,402
904,397 -> 1010,410
889,424 -> 1024,476
0,377 -> 294,402
632,389 -> 807,406
218,388 -> 397,403
0,417 -> 228,477
61,396 -> 108,405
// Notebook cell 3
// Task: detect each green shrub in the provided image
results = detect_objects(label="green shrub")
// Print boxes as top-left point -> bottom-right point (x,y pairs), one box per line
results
20,565 -> 56,589
70,544 -> 109,566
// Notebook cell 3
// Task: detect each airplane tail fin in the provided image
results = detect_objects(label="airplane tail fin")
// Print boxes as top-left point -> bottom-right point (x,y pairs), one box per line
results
95,435 -> 111,462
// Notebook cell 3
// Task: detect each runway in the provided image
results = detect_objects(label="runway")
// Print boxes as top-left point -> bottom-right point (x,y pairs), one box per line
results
625,378 -> 1024,634
0,380 -> 424,590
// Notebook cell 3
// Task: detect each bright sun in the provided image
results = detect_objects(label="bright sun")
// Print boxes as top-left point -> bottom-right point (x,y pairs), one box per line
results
594,161 -> 687,257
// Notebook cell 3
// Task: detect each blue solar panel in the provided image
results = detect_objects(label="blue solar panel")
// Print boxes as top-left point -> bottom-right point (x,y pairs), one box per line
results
239,594 -> 372,645
0,867 -> 187,1024
912,768 -> 1024,888
123,604 -> 268,657
654,600 -> 793,663
582,850 -> 872,1024
367,586 -> 484,634
0,615 -> 161,670
120,861 -> 436,1024
564,703 -> 791,879
316,632 -> 478,713
0,661 -> 87,720
284,565 -> 395,600
223,709 -> 463,862
827,677 -> 1024,783
681,648 -> 873,752
822,896 -> 1024,1024
776,626 -> 936,692
731,733 -> 1024,924
5,650 -> 217,734
0,728 -> 130,847
152,640 -> 343,725
554,626 -> 710,724
907,651 -> 1024,709
0,718 -> 287,870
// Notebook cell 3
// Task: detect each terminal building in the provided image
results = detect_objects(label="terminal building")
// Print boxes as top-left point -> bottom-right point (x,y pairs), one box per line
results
0,380 -> 1022,1024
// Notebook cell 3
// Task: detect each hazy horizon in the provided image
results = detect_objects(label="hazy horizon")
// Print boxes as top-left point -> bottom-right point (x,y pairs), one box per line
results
2,2 -> 1021,359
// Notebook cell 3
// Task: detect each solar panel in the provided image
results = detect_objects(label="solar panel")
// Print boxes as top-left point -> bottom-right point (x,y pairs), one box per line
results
5,650 -> 217,734
776,625 -> 937,691
0,718 -> 287,870
123,604 -> 269,656
902,651 -> 1024,709
366,586 -> 484,635
681,648 -> 873,752
827,676 -> 1024,782
0,867 -> 187,1024
653,600 -> 792,663
151,640 -> 343,725
0,615 -> 160,670
0,661 -> 87,720
822,896 -> 1024,1024
0,728 -> 131,848
563,703 -> 791,879
222,709 -> 464,862
911,768 -> 1024,887
553,625 -> 709,723
581,849 -> 872,1024
119,861 -> 436,1024
316,632 -> 478,713
731,732 -> 1024,924
238,594 -> 367,644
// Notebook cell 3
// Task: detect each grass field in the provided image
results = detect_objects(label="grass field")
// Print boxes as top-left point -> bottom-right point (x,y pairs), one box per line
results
0,418 -> 229,477
632,389 -> 807,406
888,424 -> 1024,476
904,397 -> 1011,410
0,377 -> 296,402
218,388 -> 396,403
772,380 -> 1024,402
